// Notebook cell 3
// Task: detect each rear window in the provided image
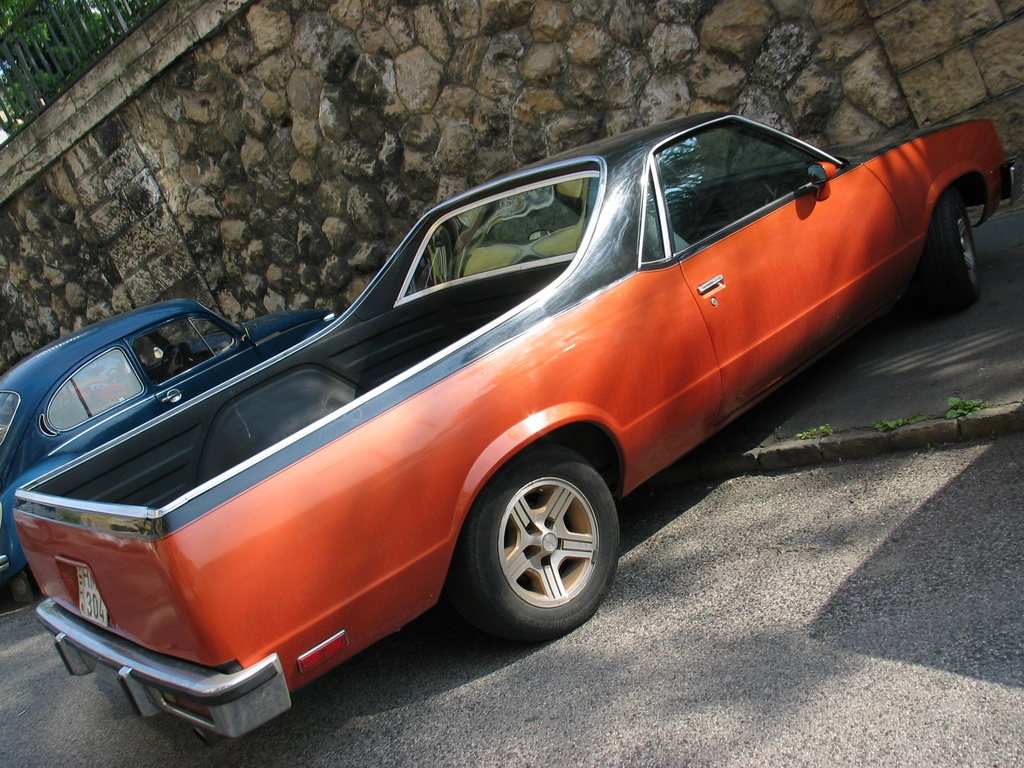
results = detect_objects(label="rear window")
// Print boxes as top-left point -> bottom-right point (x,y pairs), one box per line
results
46,348 -> 145,432
402,174 -> 599,299
0,391 -> 19,448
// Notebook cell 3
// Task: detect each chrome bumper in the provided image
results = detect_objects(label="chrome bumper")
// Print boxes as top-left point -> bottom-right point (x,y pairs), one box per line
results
37,598 -> 291,738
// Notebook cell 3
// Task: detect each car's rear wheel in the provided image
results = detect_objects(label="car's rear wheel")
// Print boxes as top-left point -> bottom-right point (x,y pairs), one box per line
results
917,187 -> 980,311
446,446 -> 619,642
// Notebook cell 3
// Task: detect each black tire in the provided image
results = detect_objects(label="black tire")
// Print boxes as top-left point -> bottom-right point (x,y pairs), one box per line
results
917,187 -> 980,312
446,446 -> 619,642
10,569 -> 34,603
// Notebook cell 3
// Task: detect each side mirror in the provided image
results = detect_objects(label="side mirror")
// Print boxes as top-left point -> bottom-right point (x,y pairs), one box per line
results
807,161 -> 839,201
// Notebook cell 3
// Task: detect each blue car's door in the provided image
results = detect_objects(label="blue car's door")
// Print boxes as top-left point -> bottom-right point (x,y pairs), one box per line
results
129,314 -> 262,409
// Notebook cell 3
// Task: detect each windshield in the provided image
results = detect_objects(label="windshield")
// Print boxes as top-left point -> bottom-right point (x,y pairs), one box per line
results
0,391 -> 20,448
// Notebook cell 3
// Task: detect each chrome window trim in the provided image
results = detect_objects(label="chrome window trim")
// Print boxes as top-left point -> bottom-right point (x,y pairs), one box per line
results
44,346 -> 147,434
185,315 -> 239,357
646,114 -> 841,265
0,389 -> 21,449
396,169 -> 603,306
638,163 -> 675,269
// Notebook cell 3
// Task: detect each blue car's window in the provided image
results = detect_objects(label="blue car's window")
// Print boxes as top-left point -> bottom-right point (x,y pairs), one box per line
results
46,348 -> 144,432
132,317 -> 237,386
0,391 -> 20,447
402,174 -> 599,299
656,122 -> 817,252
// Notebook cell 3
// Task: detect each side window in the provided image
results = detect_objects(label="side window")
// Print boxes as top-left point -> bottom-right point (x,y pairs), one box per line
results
46,348 -> 145,431
132,317 -> 237,386
403,175 -> 598,298
655,122 -> 817,252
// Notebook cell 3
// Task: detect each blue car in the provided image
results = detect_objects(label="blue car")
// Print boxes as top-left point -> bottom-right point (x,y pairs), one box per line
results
0,299 -> 333,600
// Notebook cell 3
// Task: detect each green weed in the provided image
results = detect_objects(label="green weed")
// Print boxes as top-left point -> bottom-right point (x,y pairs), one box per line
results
945,397 -> 990,418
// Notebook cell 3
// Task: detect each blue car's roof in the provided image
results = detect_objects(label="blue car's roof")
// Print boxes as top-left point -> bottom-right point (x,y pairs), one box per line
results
0,300 -> 217,395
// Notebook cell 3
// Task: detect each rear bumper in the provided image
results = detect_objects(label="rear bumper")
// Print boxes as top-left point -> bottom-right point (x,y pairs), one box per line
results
36,598 -> 291,737
1002,159 -> 1021,205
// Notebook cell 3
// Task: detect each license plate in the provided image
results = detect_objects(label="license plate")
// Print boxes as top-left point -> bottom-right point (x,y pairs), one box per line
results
77,566 -> 109,627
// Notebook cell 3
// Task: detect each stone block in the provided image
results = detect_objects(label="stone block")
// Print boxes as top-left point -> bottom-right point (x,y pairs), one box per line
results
699,0 -> 774,63
959,402 -> 1024,440
108,207 -> 183,276
191,0 -> 247,41
566,24 -> 615,66
530,2 -> 573,42
440,0 -> 481,40
861,0 -> 904,17
819,429 -> 890,461
875,0 -> 1003,71
842,47 -> 911,127
141,0 -> 208,46
124,266 -> 161,305
147,244 -> 198,293
973,17 -> 1024,96
810,0 -> 869,32
756,441 -> 823,471
88,197 -> 137,244
901,49 -> 989,124
889,418 -> 960,450
520,43 -> 566,85
100,144 -> 147,195
648,24 -> 700,73
968,90 -> 1024,163
247,4 -> 293,55
639,74 -> 692,123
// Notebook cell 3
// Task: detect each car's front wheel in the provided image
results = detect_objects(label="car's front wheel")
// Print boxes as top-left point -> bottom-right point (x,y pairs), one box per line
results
446,446 -> 619,642
917,187 -> 980,311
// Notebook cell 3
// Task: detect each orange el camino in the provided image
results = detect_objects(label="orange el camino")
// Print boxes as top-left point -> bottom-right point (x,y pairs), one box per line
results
14,113 -> 1019,739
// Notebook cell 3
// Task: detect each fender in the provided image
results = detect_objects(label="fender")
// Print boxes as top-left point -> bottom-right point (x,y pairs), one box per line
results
452,402 -> 624,538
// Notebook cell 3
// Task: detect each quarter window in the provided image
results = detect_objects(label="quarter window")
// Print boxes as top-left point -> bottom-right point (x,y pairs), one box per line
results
0,391 -> 19,448
403,175 -> 598,298
640,170 -> 669,265
655,122 -> 818,252
46,348 -> 144,432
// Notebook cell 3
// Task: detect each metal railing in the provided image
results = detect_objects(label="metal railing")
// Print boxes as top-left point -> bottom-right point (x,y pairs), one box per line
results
0,0 -> 166,143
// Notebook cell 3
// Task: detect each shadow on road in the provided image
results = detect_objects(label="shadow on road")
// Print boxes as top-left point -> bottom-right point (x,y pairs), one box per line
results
809,437 -> 1024,688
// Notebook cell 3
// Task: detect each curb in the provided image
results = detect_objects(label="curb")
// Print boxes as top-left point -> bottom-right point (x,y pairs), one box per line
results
649,401 -> 1024,487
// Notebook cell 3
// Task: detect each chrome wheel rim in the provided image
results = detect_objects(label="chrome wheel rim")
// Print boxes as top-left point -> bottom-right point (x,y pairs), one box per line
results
957,211 -> 978,283
497,478 -> 599,608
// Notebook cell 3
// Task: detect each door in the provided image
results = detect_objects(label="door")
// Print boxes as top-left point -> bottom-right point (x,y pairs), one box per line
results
654,119 -> 907,422
130,314 -> 257,408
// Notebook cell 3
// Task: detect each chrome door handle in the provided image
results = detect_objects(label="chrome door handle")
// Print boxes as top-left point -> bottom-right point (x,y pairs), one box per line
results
697,274 -> 725,295
160,389 -> 182,404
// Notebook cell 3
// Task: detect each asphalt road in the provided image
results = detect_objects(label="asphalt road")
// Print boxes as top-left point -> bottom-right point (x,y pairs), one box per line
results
3,433 -> 1024,766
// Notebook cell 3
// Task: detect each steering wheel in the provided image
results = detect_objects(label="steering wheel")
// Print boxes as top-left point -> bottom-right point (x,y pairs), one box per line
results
165,343 -> 195,377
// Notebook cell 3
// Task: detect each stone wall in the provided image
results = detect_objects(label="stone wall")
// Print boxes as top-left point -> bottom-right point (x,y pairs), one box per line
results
0,0 -> 1021,371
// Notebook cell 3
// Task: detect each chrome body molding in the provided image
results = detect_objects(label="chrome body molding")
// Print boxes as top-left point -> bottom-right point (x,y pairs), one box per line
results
36,598 -> 291,738
16,490 -> 167,538
0,554 -> 8,573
